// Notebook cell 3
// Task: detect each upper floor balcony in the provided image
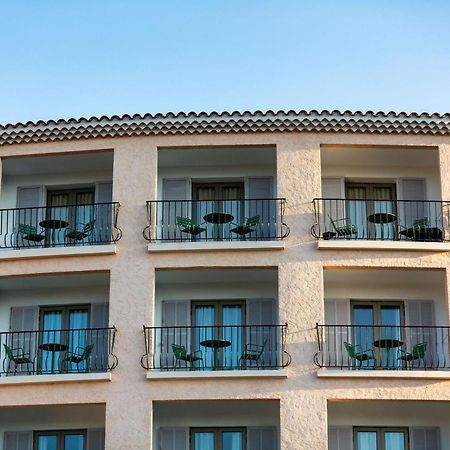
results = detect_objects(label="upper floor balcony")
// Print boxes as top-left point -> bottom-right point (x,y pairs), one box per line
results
312,145 -> 449,250
0,152 -> 121,256
144,147 -> 288,251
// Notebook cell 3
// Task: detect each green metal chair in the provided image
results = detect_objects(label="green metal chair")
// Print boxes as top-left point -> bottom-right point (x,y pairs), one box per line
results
176,216 -> 206,236
239,340 -> 267,369
62,344 -> 94,372
3,343 -> 34,374
230,215 -> 261,239
397,342 -> 427,368
399,217 -> 428,240
328,215 -> 358,238
65,220 -> 96,241
171,344 -> 204,370
344,342 -> 376,368
18,224 -> 45,243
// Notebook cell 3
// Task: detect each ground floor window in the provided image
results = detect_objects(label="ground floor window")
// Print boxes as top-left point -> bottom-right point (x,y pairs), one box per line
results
355,427 -> 409,450
191,428 -> 245,450
35,430 -> 86,450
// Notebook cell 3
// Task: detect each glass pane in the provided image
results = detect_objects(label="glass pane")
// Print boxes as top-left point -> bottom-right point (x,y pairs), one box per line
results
67,309 -> 89,372
194,432 -> 215,450
48,193 -> 70,246
385,431 -> 406,450
195,305 -> 215,369
37,435 -> 58,450
41,310 -> 63,374
222,187 -> 242,240
346,187 -> 367,239
73,192 -> 95,245
222,431 -> 243,450
356,431 -> 377,450
222,306 -> 242,369
352,306 -> 374,367
373,187 -> 396,240
380,306 -> 402,368
64,434 -> 85,450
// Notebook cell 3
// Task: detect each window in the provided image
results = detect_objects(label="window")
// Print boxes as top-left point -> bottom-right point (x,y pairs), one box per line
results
191,428 -> 245,450
354,427 -> 408,450
35,430 -> 86,450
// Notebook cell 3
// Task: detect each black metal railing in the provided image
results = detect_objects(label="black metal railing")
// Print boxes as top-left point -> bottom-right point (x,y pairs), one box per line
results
143,198 -> 289,242
0,327 -> 118,376
141,324 -> 291,371
0,202 -> 122,249
314,324 -> 450,370
311,198 -> 450,242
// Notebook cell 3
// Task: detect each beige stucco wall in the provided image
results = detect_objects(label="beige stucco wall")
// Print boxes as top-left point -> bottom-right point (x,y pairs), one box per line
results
0,131 -> 450,449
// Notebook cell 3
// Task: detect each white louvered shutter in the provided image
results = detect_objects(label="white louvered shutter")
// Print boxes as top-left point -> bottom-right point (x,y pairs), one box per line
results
324,300 -> 350,368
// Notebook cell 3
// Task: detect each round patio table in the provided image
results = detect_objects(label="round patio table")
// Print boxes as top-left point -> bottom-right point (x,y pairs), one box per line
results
200,338 -> 231,370
39,343 -> 69,374
373,339 -> 403,369
203,213 -> 234,241
39,219 -> 69,229
367,213 -> 397,240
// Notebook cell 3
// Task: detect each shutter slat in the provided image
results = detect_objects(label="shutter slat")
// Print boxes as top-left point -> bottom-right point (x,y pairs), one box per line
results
245,177 -> 274,238
411,427 -> 440,450
159,427 -> 189,450
87,428 -> 105,450
162,179 -> 190,240
247,426 -> 277,450
95,181 -> 113,243
4,431 -> 33,450
324,300 -> 350,368
399,179 -> 427,228
90,303 -> 110,372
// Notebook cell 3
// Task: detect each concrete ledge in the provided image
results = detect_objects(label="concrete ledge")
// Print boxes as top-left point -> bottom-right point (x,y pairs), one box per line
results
146,369 -> 288,380
317,368 -> 450,380
0,244 -> 117,260
317,240 -> 450,252
147,241 -> 285,253
0,372 -> 112,386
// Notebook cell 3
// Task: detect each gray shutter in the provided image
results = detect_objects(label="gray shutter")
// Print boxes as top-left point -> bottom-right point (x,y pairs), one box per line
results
247,427 -> 278,450
95,181 -> 113,244
245,177 -> 274,239
16,186 -> 44,247
328,427 -> 353,450
324,300 -> 350,368
405,301 -> 436,368
159,427 -> 189,450
399,179 -> 427,229
4,431 -> 33,450
246,299 -> 276,368
162,179 -> 191,241
321,178 -> 345,232
87,429 -> 105,450
160,300 -> 190,369
8,307 -> 38,375
411,427 -> 440,450
89,303 -> 109,372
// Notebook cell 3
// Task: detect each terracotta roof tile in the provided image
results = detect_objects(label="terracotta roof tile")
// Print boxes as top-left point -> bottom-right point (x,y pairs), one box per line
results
1,109 -> 450,145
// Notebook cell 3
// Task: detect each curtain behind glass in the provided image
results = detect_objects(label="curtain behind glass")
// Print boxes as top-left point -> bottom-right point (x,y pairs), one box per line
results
222,431 -> 243,450
356,431 -> 377,450
380,306 -> 402,368
352,306 -> 375,368
74,192 -> 95,245
195,306 -> 215,368
67,309 -> 89,372
347,187 -> 367,239
64,434 -> 85,450
37,435 -> 58,450
373,187 -> 396,240
222,187 -> 242,240
384,432 -> 406,450
48,193 -> 70,246
194,432 -> 215,450
41,311 -> 63,374
222,306 -> 242,369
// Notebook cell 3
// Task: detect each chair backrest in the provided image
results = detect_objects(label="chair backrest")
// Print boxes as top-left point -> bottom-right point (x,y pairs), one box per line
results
344,342 -> 357,358
3,344 -> 14,360
171,344 -> 187,359
245,215 -> 261,227
18,224 -> 38,235
413,217 -> 428,228
83,220 -> 96,233
412,342 -> 427,358
83,344 -> 95,359
176,216 -> 193,228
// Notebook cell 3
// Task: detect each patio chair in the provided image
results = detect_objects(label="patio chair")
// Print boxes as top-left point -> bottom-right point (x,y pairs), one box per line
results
397,342 -> 427,368
171,344 -> 204,370
62,344 -> 94,372
18,224 -> 45,243
344,342 -> 376,368
230,215 -> 261,239
176,216 -> 206,236
399,217 -> 429,240
65,220 -> 96,241
328,215 -> 358,238
3,343 -> 34,374
239,340 -> 267,369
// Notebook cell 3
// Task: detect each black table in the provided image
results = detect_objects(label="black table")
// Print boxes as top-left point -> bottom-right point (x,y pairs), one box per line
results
399,226 -> 443,242
373,339 -> 404,369
39,219 -> 69,229
39,342 -> 69,373
203,213 -> 234,241
367,213 -> 397,240
200,338 -> 231,370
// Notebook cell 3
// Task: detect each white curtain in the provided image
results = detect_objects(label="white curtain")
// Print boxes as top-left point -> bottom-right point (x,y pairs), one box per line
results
194,432 -> 214,450
356,431 -> 377,450
195,306 -> 215,368
37,435 -> 58,450
384,432 -> 406,450
222,431 -> 243,450
222,306 -> 242,369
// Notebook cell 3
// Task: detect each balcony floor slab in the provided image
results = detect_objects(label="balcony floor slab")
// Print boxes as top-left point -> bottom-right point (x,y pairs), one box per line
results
317,240 -> 450,252
147,241 -> 284,253
146,369 -> 288,380
317,368 -> 450,380
0,372 -> 111,386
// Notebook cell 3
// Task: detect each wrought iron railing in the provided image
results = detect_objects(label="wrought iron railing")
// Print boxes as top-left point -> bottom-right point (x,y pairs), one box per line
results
0,202 -> 122,249
311,198 -> 450,242
0,327 -> 118,376
314,324 -> 450,370
143,198 -> 289,242
141,324 -> 291,371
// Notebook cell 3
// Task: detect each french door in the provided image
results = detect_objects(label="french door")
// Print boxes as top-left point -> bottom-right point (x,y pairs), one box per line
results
39,305 -> 89,374
191,428 -> 245,450
35,430 -> 86,450
355,428 -> 408,450
346,183 -> 397,240
193,301 -> 244,369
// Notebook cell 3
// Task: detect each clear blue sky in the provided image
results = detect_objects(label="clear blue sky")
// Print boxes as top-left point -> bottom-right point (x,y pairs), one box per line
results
1,0 -> 449,124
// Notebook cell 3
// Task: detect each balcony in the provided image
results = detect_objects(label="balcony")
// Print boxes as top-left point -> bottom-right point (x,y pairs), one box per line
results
0,202 -> 122,250
144,198 -> 289,243
141,324 -> 290,371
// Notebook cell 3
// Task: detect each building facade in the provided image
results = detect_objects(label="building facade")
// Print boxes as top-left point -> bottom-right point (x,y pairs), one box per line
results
0,110 -> 449,450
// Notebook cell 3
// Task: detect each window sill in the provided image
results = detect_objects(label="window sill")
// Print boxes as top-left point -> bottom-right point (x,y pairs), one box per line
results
317,240 -> 450,252
0,244 -> 117,260
147,241 -> 284,253
0,372 -> 112,386
146,369 -> 288,380
317,368 -> 450,380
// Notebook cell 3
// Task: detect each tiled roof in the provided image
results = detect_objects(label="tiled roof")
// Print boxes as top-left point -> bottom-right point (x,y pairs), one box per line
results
1,110 -> 450,145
